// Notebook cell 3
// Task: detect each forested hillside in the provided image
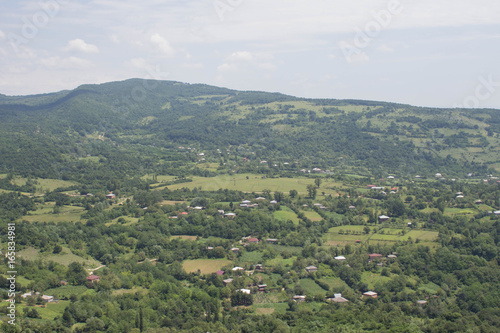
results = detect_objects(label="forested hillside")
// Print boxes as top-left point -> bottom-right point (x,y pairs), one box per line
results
1,80 -> 500,332
0,79 -> 499,183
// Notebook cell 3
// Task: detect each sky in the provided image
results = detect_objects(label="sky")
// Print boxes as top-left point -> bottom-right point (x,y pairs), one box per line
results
0,0 -> 499,108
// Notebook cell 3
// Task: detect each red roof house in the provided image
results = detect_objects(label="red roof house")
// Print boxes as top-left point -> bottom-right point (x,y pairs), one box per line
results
248,238 -> 259,243
87,275 -> 100,283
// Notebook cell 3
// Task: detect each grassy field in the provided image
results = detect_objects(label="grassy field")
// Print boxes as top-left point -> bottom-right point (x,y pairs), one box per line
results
302,210 -> 323,222
273,206 -> 300,224
266,255 -> 296,268
323,226 -> 371,246
361,272 -> 391,290
324,226 -> 438,246
44,285 -> 89,299
18,247 -> 101,268
10,177 -> 78,194
239,251 -> 264,264
169,235 -> 199,241
163,174 -> 343,194
182,259 -> 232,274
253,302 -> 288,315
319,277 -> 351,291
299,278 -> 326,295
22,203 -> 85,223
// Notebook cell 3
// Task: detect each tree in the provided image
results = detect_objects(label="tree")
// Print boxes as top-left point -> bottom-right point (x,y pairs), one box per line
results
66,262 -> 87,285
289,189 -> 298,198
314,178 -> 321,188
306,185 -> 317,199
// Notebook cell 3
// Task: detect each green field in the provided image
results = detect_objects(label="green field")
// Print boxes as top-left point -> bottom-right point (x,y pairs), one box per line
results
324,226 -> 438,246
239,251 -> 263,264
182,259 -> 232,274
302,210 -> 323,222
10,177 -> 78,194
22,204 -> 85,223
163,174 -> 343,194
273,206 -> 300,224
299,278 -> 326,295
361,272 -> 391,290
44,285 -> 89,299
18,247 -> 101,268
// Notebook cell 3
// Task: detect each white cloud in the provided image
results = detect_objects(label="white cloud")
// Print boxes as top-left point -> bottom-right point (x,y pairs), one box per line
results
64,39 -> 100,54
0,29 -> 5,39
217,63 -> 238,73
150,33 -> 175,57
181,63 -> 204,70
228,51 -> 254,62
40,56 -> 93,69
378,44 -> 394,52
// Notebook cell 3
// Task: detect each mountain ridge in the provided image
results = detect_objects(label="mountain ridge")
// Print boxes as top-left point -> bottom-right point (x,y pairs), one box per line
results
0,78 -> 499,180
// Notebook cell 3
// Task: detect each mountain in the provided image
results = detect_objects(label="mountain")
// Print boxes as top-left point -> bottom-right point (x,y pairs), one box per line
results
0,78 -> 499,182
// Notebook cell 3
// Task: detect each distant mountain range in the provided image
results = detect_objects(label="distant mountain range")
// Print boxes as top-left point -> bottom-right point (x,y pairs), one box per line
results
1,79 -> 499,180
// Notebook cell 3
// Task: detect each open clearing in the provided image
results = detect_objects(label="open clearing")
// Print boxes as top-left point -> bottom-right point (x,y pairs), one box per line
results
22,204 -> 85,223
182,259 -> 232,274
163,174 -> 343,194
18,246 -> 101,268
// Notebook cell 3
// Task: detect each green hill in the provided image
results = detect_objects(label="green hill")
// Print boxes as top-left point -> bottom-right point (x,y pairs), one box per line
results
1,79 -> 499,183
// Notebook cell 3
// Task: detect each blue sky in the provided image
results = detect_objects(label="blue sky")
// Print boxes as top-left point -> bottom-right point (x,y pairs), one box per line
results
0,0 -> 499,108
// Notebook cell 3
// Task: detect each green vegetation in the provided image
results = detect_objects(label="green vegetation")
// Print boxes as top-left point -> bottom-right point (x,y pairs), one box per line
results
1,80 -> 500,332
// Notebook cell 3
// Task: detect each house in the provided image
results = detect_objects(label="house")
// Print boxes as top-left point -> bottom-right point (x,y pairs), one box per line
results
305,265 -> 318,273
41,295 -> 54,302
266,238 -> 278,244
334,256 -> 346,261
218,210 -> 225,215
328,293 -> 349,303
223,278 -> 233,285
293,295 -> 306,302
216,270 -> 224,276
225,212 -> 236,218
232,266 -> 245,271
363,291 -> 378,298
255,197 -> 266,201
258,284 -> 267,292
417,300 -> 427,305
238,288 -> 251,294
475,200 -> 483,204
87,275 -> 100,283
248,237 -> 259,243
387,254 -> 397,259
255,264 -> 263,271
378,215 -> 390,222
231,247 -> 239,253
270,200 -> 278,204
106,193 -> 116,199
242,200 -> 251,204
21,292 -> 32,298
368,253 -> 383,260
348,205 -> 356,210
60,281 -> 67,286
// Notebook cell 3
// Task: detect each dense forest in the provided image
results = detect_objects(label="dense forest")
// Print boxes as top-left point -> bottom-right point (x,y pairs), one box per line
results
1,80 -> 500,332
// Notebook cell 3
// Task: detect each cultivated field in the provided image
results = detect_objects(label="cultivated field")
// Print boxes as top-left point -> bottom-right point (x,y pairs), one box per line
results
182,259 -> 232,274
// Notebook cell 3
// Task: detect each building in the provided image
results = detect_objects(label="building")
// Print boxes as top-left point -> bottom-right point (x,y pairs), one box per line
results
106,193 -> 116,199
378,215 -> 390,222
328,293 -> 349,303
335,256 -> 346,261
248,237 -> 259,243
305,265 -> 318,273
293,295 -> 306,302
363,291 -> 378,298
86,275 -> 100,283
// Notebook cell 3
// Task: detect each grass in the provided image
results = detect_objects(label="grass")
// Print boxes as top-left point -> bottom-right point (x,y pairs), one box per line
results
239,251 -> 263,264
164,173 -> 343,194
10,177 -> 78,194
44,285 -> 88,299
302,211 -> 323,222
169,235 -> 199,241
361,272 -> 391,290
182,259 -> 232,274
419,282 -> 441,294
319,277 -> 351,291
323,226 -> 438,246
273,206 -> 300,224
112,287 -> 147,296
17,246 -> 101,268
22,204 -> 85,223
266,255 -> 296,268
299,278 -> 326,295
253,302 -> 289,315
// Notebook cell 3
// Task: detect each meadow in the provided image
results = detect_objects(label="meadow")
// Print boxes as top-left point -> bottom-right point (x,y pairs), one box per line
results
182,259 -> 232,274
